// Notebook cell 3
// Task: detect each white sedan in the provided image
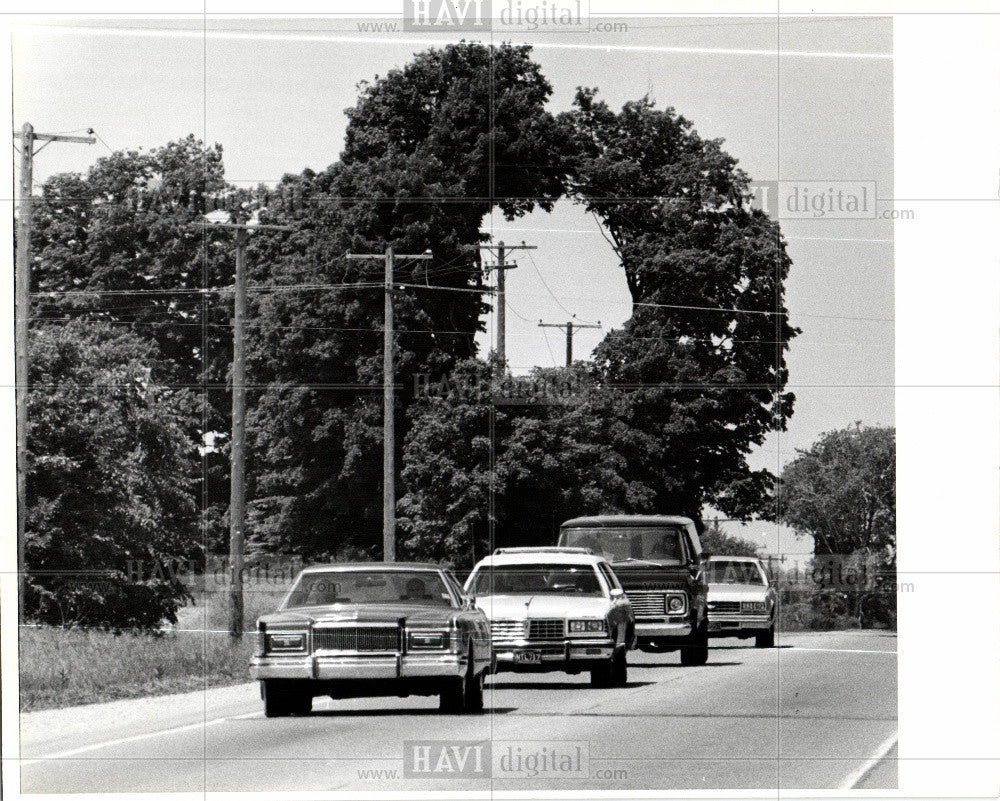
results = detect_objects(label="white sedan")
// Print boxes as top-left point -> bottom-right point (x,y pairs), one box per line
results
705,556 -> 777,647
464,547 -> 635,687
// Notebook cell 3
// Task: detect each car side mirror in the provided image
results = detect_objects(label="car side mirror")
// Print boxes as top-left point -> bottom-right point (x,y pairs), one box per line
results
610,587 -> 625,598
463,594 -> 477,608
700,551 -> 712,561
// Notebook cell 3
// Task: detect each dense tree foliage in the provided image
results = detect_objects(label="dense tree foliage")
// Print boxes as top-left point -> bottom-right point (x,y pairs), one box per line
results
563,89 -> 797,520
779,424 -> 895,557
246,43 -> 568,558
700,525 -> 761,557
26,323 -> 200,628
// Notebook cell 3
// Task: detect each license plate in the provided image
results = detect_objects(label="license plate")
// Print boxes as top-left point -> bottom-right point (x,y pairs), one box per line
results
513,650 -> 542,664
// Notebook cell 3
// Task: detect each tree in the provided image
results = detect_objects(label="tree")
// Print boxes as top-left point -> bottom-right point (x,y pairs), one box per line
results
700,523 -> 760,557
564,89 -> 797,520
247,43 -> 569,559
779,424 -> 895,557
26,322 -> 201,628
30,137 -> 235,553
779,424 -> 896,629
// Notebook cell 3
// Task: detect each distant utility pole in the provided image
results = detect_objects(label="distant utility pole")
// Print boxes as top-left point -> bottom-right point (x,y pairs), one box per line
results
478,240 -> 536,373
347,246 -> 432,562
13,122 -> 95,623
204,220 -> 292,640
538,319 -> 602,367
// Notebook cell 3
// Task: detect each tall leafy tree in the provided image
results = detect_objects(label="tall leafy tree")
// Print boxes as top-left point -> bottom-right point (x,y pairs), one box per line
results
247,43 -> 568,558
564,89 -> 798,519
26,322 -> 201,628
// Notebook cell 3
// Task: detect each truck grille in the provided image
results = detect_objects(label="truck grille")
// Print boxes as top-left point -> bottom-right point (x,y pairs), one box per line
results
710,601 -> 741,614
528,619 -> 564,640
312,626 -> 400,652
627,590 -> 667,617
490,619 -> 526,643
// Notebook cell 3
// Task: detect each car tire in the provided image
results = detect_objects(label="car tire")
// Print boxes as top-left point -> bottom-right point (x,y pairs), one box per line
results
755,624 -> 775,648
262,680 -> 292,718
440,645 -> 483,714
680,619 -> 709,666
610,648 -> 628,688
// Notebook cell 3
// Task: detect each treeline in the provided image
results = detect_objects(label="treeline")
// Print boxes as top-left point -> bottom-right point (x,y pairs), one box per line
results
24,42 -> 797,628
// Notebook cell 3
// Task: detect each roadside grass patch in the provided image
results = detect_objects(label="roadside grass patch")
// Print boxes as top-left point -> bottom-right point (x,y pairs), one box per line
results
19,588 -> 285,712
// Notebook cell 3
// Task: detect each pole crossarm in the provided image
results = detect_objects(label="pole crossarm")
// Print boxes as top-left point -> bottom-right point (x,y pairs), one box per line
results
538,319 -> 603,367
474,240 -> 535,373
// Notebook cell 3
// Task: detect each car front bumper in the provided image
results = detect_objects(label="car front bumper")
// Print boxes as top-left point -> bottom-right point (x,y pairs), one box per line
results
491,638 -> 615,669
250,652 -> 466,681
634,619 -> 693,639
707,614 -> 771,633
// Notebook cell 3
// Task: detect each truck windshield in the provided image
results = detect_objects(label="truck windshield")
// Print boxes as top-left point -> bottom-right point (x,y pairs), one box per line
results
283,570 -> 454,608
560,527 -> 686,564
469,564 -> 604,596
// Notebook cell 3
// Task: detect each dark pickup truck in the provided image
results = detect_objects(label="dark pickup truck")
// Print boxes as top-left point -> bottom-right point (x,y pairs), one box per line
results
558,515 -> 709,666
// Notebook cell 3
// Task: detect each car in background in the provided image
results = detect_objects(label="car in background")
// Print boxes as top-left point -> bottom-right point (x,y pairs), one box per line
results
558,516 -> 710,665
250,563 -> 492,716
705,555 -> 777,647
464,547 -> 634,687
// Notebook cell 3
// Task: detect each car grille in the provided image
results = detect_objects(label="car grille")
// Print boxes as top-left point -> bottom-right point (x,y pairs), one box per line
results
627,590 -> 667,617
490,619 -> 526,643
528,619 -> 564,640
312,626 -> 400,652
710,601 -> 741,614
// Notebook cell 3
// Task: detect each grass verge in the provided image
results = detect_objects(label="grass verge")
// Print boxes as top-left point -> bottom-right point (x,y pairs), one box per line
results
19,589 -> 284,712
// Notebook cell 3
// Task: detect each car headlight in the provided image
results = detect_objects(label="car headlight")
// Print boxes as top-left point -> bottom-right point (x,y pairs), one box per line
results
408,630 -> 451,650
568,620 -> 607,634
265,632 -> 306,652
667,595 -> 686,613
742,600 -> 767,613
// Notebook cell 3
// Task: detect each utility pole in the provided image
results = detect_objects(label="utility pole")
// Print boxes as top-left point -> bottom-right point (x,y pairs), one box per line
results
347,246 -> 432,562
13,123 -> 95,623
538,319 -> 602,367
477,240 -> 535,373
203,220 -> 291,640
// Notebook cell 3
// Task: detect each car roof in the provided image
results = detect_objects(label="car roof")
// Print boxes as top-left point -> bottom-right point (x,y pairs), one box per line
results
298,562 -> 445,574
707,555 -> 761,563
472,551 -> 607,567
560,515 -> 695,528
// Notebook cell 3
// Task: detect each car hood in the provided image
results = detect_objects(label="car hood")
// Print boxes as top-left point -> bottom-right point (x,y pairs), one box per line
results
474,594 -> 610,619
609,562 -> 693,590
707,585 -> 769,602
258,604 -> 455,627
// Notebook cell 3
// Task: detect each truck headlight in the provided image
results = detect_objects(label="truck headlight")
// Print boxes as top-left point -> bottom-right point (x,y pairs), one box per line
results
742,601 -> 767,613
266,632 -> 306,652
408,630 -> 450,650
568,620 -> 607,634
667,595 -> 686,613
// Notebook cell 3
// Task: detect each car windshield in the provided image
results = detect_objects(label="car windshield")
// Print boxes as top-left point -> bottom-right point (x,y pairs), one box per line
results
561,527 -> 686,564
469,563 -> 604,597
707,561 -> 765,585
283,570 -> 454,608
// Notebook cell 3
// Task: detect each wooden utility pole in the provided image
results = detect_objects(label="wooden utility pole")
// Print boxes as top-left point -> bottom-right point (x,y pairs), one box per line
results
347,246 -> 432,562
477,240 -> 535,373
538,319 -> 602,366
204,220 -> 291,640
13,123 -> 95,623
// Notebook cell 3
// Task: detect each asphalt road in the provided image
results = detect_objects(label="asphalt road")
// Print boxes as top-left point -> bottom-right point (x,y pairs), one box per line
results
18,630 -> 897,793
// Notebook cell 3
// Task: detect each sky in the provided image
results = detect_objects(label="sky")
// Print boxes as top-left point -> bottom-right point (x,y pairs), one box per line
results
11,16 -> 895,555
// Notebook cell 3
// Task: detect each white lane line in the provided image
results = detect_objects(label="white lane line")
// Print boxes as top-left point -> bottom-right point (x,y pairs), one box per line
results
840,731 -> 899,789
785,647 -> 897,655
20,711 -> 261,766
